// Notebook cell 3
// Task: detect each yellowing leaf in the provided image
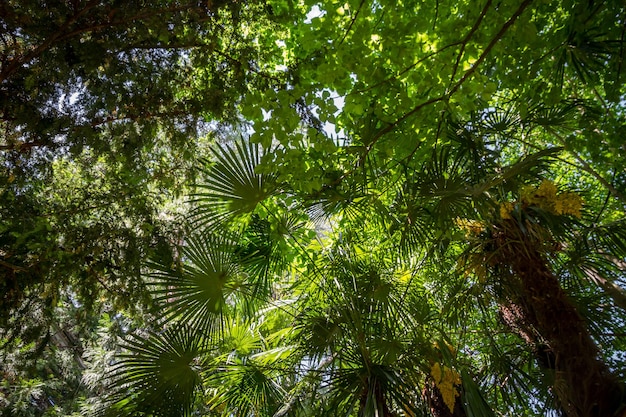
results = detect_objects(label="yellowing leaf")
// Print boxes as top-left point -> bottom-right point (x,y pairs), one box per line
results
430,362 -> 461,413
499,202 -> 515,219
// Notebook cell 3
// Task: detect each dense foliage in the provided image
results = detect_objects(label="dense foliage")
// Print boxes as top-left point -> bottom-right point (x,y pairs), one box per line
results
1,0 -> 625,416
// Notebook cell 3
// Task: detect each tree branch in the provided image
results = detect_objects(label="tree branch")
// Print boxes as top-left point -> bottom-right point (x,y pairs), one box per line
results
0,0 -> 101,83
544,126 -> 626,204
447,0 -> 494,92
338,0 -> 367,46
0,2 -> 209,83
358,0 -> 534,168
447,0 -> 533,96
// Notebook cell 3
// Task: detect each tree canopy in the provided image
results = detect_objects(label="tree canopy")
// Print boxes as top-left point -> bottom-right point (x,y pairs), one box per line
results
1,0 -> 626,416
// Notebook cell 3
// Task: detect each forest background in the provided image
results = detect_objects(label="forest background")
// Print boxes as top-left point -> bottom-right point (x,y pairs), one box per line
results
1,0 -> 626,416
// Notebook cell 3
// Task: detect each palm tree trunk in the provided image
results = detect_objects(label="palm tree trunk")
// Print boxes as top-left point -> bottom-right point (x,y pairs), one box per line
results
358,378 -> 393,417
423,382 -> 467,417
496,231 -> 623,417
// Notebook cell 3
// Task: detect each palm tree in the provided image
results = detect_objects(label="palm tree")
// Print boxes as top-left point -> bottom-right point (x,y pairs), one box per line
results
388,105 -> 626,416
104,109 -> 626,416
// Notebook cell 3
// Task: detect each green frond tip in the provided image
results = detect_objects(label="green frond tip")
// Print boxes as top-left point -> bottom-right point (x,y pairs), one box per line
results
191,140 -> 277,229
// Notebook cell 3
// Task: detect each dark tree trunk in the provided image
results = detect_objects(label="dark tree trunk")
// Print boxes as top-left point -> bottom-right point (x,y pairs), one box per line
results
423,381 -> 467,417
494,226 -> 623,417
358,377 -> 394,417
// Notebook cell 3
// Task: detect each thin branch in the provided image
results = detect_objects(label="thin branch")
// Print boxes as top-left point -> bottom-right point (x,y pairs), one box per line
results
212,49 -> 285,83
54,3 -> 215,46
0,259 -> 27,272
355,0 -> 534,171
338,0 -> 367,46
0,2 -> 209,83
121,42 -> 286,83
87,266 -> 118,296
447,0 -> 533,97
365,96 -> 447,155
0,140 -> 45,152
0,0 -> 101,82
447,0 -> 494,92
322,0 -> 535,191
616,11 -> 625,90
0,108 -> 198,152
88,108 -> 194,128
544,126 -> 626,204
348,41 -> 462,96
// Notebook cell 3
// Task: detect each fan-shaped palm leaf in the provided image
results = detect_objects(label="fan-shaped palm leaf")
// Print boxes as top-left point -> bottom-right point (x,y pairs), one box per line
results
318,364 -> 421,417
107,324 -> 208,417
206,362 -> 286,417
391,138 -> 560,257
555,26 -> 618,86
235,212 -> 306,296
201,310 -> 299,416
307,188 -> 372,226
446,116 -> 499,175
479,105 -> 522,137
388,178 -> 436,252
561,219 -> 626,311
192,140 -> 277,229
523,99 -> 590,131
147,231 -> 243,335
388,145 -> 478,254
470,147 -> 561,197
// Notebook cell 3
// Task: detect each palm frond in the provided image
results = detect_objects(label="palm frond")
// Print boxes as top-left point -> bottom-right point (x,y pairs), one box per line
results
524,99 -> 594,130
388,179 -> 436,252
470,147 -> 562,197
461,370 -> 497,417
306,186 -> 372,225
107,324 -> 207,417
479,106 -> 522,137
303,161 -> 381,229
586,219 -> 626,258
235,212 -> 306,297
192,140 -> 277,229
446,117 -> 499,176
555,26 -> 618,86
389,145 -> 478,251
396,143 -> 560,252
458,299 -> 549,416
561,220 -> 626,311
147,231 -> 243,335
291,244 -> 437,416
206,363 -> 286,417
318,360 -> 425,417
